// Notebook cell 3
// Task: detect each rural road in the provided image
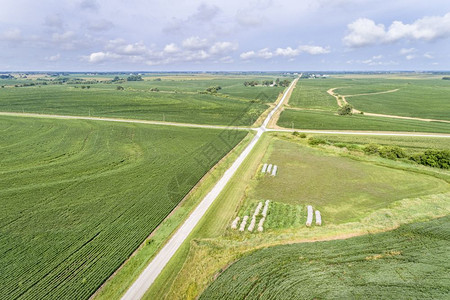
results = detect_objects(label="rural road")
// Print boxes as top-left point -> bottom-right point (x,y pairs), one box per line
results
0,111 -> 252,131
120,78 -> 299,300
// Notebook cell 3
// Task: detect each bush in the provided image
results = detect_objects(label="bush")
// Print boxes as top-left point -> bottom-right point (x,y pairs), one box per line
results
338,104 -> 353,115
308,137 -> 328,145
410,150 -> 450,169
379,146 -> 407,160
363,143 -> 381,155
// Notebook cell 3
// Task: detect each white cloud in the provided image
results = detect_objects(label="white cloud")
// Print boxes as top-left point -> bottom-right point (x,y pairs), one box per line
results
1,28 -> 22,42
343,18 -> 386,47
86,51 -> 119,63
209,42 -> 238,54
182,36 -> 209,50
86,37 -> 237,65
240,50 -> 256,59
399,48 -> 416,55
344,13 -> 450,47
45,53 -> 61,61
163,43 -> 180,54
241,44 -> 330,60
275,47 -> 300,57
298,45 -> 330,55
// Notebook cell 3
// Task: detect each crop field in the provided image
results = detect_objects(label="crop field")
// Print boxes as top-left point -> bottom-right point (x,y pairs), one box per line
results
247,138 -> 449,224
0,75 -> 286,126
343,81 -> 450,120
278,109 -> 450,133
280,75 -> 450,131
0,116 -> 246,299
200,216 -> 450,299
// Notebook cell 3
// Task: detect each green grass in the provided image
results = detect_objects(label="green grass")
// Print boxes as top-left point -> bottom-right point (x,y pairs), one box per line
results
142,132 -> 449,299
0,116 -> 246,299
278,109 -> 450,133
248,139 -> 449,224
200,216 -> 450,299
314,134 -> 450,152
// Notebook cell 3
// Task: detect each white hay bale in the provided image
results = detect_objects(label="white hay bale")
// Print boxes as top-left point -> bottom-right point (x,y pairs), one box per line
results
306,205 -> 313,227
267,164 -> 273,173
262,200 -> 270,217
315,210 -> 322,226
239,216 -> 249,232
271,165 -> 278,176
231,217 -> 240,229
261,163 -> 268,173
248,216 -> 256,232
253,202 -> 263,217
257,217 -> 266,232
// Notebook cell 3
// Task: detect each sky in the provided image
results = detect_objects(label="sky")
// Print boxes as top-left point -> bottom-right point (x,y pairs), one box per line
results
1,0 -> 449,71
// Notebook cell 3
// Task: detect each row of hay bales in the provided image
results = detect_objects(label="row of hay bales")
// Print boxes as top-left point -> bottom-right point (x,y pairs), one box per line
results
261,163 -> 278,176
306,205 -> 321,226
231,200 -> 270,232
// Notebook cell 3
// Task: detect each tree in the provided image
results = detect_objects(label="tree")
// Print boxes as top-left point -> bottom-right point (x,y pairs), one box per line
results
338,104 -> 353,115
127,75 -> 143,81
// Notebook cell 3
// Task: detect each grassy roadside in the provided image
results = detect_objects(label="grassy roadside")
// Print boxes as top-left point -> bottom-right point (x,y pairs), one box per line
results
145,132 -> 449,299
143,133 -> 272,299
92,130 -> 255,300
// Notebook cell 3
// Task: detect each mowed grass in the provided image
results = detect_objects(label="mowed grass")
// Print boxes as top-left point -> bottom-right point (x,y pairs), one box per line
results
200,216 -> 450,299
0,116 -> 246,299
278,109 -> 450,133
249,139 -> 449,224
0,75 -> 286,126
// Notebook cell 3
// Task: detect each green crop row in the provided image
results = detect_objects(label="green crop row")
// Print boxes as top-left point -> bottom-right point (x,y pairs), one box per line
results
200,216 -> 450,299
0,116 -> 246,299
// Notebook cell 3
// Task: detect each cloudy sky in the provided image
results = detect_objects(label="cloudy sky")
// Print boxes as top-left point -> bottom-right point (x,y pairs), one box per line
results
1,0 -> 449,71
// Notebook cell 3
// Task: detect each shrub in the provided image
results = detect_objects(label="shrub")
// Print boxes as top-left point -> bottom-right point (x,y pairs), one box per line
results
410,150 -> 450,169
363,143 -> 381,155
308,137 -> 328,146
338,104 -> 353,115
379,146 -> 407,160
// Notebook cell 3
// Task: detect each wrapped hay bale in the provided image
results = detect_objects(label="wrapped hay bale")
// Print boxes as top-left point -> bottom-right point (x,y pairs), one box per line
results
315,210 -> 322,226
239,216 -> 249,232
262,200 -> 270,217
261,163 -> 268,173
306,205 -> 313,227
257,217 -> 266,232
248,216 -> 256,232
231,217 -> 240,229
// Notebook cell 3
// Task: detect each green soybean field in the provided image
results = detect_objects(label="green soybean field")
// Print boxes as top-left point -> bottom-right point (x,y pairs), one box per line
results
0,115 -> 246,299
201,216 -> 450,299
